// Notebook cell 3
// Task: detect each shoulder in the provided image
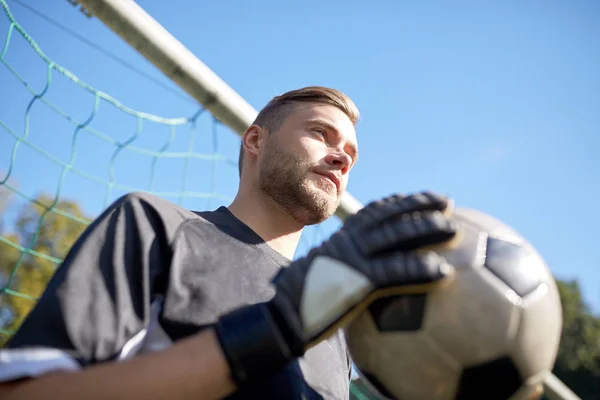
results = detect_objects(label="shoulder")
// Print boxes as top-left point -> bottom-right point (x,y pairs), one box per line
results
112,192 -> 194,216
112,192 -> 209,223
107,192 -> 208,241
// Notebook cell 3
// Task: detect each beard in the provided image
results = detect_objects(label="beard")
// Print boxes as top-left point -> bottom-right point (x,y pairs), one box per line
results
257,139 -> 341,226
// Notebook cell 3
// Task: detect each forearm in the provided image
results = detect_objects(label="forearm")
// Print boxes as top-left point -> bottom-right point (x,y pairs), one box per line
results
0,328 -> 236,400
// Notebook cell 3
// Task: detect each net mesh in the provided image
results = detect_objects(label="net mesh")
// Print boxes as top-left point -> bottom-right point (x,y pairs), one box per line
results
0,0 -> 332,345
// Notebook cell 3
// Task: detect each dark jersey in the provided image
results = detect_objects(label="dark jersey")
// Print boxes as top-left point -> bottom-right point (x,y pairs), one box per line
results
0,192 -> 351,399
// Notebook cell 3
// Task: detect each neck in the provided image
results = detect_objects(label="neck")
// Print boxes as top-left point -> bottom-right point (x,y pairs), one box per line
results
227,184 -> 304,260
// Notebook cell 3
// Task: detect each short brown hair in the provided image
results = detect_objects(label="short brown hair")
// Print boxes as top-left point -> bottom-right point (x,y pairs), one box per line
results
238,86 -> 360,177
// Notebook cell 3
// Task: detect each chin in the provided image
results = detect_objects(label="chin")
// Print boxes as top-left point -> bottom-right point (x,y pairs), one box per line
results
311,197 -> 340,221
307,188 -> 336,207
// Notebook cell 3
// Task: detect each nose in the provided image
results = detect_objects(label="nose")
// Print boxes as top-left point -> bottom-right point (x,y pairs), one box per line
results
324,150 -> 352,174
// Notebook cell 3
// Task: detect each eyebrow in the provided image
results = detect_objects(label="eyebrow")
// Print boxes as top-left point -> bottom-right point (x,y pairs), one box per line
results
306,118 -> 359,162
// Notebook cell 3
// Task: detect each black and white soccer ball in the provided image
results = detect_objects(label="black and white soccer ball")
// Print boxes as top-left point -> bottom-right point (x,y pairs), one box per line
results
344,207 -> 563,400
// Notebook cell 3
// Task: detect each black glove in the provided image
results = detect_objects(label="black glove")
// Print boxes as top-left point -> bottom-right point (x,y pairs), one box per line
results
214,192 -> 458,387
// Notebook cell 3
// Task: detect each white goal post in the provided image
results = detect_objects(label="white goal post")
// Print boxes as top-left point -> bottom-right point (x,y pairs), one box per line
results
73,1 -> 579,399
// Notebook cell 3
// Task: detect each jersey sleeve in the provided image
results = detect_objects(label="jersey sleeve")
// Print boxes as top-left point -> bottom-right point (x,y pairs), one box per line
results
0,192 -> 192,382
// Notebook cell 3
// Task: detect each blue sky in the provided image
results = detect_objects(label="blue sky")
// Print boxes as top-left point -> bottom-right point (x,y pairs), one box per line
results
0,0 -> 598,312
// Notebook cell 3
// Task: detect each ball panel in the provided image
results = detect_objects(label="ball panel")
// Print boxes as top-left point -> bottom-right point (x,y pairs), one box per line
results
355,335 -> 461,399
437,212 -> 488,272
426,267 -> 520,366
368,294 -> 427,332
453,208 -> 522,241
484,237 -> 545,297
456,356 -> 523,400
511,280 -> 562,379
344,309 -> 382,373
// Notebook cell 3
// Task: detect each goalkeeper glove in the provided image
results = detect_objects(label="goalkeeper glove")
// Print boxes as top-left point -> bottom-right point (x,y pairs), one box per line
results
214,191 -> 458,387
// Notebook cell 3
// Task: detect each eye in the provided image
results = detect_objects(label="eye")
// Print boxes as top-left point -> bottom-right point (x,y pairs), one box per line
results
312,128 -> 326,138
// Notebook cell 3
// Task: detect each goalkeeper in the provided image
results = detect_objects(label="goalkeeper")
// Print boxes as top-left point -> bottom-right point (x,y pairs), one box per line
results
0,86 -> 457,400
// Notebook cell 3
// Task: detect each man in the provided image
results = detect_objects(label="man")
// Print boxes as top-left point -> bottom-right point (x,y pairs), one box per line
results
0,86 -> 457,399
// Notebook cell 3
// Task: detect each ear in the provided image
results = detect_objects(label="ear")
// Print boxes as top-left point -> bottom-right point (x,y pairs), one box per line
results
241,124 -> 267,160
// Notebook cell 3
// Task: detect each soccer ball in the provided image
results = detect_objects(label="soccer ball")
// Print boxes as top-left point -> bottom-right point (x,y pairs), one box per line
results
344,207 -> 563,400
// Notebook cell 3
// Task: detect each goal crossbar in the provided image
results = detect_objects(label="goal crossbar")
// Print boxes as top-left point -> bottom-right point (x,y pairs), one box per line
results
73,1 -> 579,399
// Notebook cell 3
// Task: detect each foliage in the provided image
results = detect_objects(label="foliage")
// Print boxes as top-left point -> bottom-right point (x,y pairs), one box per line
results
548,280 -> 600,400
0,193 -> 89,346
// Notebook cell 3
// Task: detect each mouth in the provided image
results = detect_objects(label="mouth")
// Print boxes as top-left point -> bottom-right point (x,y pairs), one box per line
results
314,171 -> 340,191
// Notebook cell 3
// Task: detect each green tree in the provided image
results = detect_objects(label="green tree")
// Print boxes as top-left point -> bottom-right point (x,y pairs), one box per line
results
0,193 -> 90,347
549,280 -> 600,400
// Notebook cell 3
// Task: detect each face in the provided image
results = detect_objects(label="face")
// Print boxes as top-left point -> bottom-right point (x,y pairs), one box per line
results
257,103 -> 358,226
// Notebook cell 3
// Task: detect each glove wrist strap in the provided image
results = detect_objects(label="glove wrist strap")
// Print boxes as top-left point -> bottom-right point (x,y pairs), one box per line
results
214,303 -> 294,387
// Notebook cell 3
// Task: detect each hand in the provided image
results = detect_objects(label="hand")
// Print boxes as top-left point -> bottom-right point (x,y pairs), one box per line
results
214,192 -> 459,387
